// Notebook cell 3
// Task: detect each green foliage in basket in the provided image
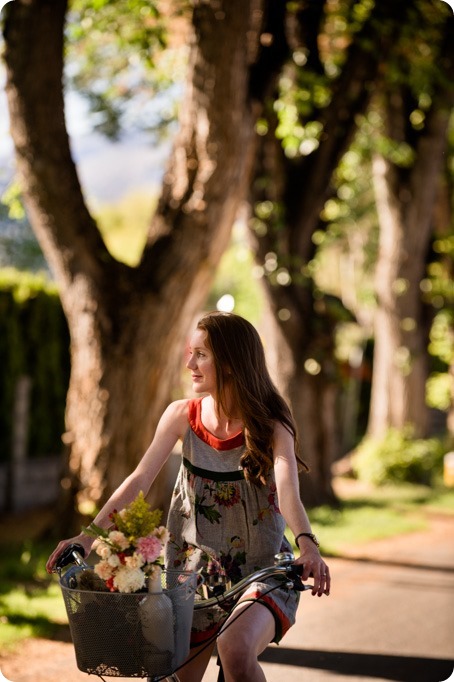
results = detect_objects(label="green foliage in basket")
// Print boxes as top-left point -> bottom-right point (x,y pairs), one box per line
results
111,492 -> 163,540
82,492 -> 168,593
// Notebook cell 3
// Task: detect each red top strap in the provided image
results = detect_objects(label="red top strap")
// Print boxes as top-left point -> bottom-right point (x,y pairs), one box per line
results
188,398 -> 244,451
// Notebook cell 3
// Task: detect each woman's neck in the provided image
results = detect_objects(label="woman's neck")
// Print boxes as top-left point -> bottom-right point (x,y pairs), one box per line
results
202,395 -> 243,438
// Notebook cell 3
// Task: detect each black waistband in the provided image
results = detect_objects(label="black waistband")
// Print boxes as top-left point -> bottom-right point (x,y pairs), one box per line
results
183,457 -> 245,482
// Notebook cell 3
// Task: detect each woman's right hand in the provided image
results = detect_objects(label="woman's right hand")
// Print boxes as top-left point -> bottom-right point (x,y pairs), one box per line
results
46,534 -> 94,574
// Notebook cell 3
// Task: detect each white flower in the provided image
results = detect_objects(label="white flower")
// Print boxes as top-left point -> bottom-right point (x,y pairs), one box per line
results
146,564 -> 162,580
107,553 -> 121,568
154,526 -> 170,545
108,530 -> 129,551
94,559 -> 115,581
125,552 -> 145,569
93,540 -> 112,560
113,566 -> 146,593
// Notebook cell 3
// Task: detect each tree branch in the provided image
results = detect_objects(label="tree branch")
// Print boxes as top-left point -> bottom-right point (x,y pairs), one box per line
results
138,0 -> 278,293
3,0 -> 123,296
287,0 -> 412,257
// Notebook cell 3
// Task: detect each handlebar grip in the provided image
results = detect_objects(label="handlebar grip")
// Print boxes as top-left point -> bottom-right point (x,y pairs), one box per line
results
286,563 -> 312,591
55,543 -> 86,571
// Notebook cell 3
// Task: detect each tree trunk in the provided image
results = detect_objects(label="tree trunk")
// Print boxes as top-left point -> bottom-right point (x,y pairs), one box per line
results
3,0 -> 277,528
368,88 -> 452,438
439,175 -> 454,444
262,302 -> 340,507
248,0 -> 411,505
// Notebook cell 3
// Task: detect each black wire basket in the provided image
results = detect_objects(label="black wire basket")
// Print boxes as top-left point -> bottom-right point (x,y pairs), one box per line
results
60,567 -> 196,679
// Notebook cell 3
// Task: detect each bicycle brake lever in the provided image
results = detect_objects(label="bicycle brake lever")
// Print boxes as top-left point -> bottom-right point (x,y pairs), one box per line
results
293,582 -> 314,592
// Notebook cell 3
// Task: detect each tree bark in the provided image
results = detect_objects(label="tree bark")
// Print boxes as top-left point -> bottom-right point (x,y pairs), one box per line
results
368,94 -> 452,438
3,0 -> 277,527
249,0 -> 410,505
367,7 -> 453,439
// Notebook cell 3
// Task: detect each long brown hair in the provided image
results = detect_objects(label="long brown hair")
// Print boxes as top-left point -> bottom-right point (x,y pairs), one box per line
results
196,311 -> 308,486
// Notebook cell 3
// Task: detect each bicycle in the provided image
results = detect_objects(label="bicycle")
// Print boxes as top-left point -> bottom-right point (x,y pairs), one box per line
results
55,544 -> 312,682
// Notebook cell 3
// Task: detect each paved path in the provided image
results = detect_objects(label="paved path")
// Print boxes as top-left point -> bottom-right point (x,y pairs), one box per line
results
204,514 -> 454,681
1,515 -> 453,682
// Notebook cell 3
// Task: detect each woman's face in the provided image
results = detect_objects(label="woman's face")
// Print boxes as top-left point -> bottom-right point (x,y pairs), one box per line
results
186,328 -> 217,395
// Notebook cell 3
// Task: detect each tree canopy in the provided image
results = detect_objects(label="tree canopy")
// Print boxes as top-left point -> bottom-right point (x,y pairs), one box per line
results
1,0 -> 452,514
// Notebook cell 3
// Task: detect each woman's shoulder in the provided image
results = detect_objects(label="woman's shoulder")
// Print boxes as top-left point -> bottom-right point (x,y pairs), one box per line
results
157,399 -> 191,437
164,398 -> 191,420
163,397 -> 202,427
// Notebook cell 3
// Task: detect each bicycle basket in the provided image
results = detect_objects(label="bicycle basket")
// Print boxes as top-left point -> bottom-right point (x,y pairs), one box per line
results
60,568 -> 196,678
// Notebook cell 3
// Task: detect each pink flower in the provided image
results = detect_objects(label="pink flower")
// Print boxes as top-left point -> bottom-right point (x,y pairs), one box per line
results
136,535 -> 163,564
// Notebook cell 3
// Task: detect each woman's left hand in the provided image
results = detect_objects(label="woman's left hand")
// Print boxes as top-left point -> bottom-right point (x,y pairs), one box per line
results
293,542 -> 330,597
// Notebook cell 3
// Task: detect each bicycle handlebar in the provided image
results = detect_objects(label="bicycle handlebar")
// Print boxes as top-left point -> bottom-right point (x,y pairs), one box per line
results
54,543 -> 87,574
54,545 -> 312,604
194,556 -> 311,610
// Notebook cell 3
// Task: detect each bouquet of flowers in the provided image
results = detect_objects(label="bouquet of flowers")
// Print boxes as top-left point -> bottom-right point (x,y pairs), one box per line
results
83,491 -> 169,593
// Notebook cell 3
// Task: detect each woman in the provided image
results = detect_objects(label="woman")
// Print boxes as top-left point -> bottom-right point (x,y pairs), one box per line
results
47,311 -> 330,682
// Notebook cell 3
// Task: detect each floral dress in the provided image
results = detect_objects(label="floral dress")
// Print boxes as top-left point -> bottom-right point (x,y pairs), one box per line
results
164,398 -> 299,646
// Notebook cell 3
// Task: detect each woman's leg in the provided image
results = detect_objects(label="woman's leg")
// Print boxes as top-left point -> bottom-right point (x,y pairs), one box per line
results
216,601 -> 275,682
173,641 -> 216,682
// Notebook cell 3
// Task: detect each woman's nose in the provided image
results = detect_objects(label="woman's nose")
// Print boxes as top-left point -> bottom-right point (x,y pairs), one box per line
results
186,354 -> 196,369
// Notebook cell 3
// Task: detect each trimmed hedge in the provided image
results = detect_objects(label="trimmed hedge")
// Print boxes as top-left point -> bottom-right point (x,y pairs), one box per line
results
0,269 -> 70,462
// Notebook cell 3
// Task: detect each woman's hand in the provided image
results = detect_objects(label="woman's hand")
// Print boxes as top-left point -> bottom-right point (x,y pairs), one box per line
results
46,534 -> 94,574
293,540 -> 331,597
272,424 -> 331,597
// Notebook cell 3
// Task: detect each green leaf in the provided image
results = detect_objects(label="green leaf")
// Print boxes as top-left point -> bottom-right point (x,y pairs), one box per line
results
82,522 -> 109,539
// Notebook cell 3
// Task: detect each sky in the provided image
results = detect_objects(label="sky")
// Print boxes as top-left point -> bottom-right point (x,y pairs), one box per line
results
0,75 -> 170,206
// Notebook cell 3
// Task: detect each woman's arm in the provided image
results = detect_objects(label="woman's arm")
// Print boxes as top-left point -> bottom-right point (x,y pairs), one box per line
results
46,399 -> 189,573
273,421 -> 331,597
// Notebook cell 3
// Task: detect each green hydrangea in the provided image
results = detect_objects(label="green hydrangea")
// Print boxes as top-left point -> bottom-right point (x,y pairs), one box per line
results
111,491 -> 163,541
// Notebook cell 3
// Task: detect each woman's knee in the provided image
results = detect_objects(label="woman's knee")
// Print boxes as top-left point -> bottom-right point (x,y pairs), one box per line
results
217,631 -> 256,679
216,601 -> 275,678
217,625 -> 251,663
216,620 -> 268,676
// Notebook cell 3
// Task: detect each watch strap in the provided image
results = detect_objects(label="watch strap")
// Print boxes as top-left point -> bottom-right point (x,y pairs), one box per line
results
295,532 -> 319,548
